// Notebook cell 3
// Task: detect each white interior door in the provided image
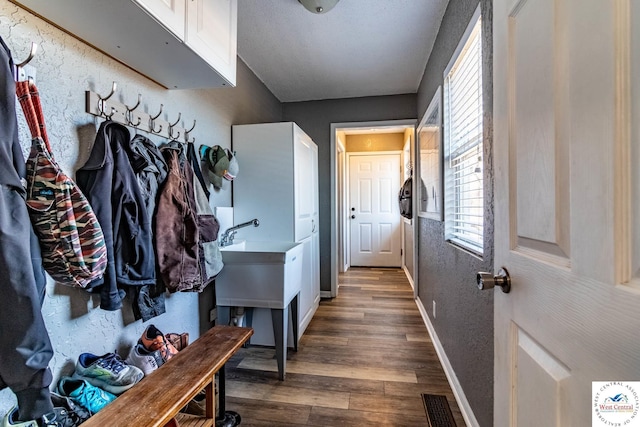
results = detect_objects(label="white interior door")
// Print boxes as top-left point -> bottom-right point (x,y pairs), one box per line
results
349,153 -> 402,267
494,0 -> 640,426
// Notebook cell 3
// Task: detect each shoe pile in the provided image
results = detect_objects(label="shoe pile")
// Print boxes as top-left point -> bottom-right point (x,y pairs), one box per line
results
2,326 -> 189,426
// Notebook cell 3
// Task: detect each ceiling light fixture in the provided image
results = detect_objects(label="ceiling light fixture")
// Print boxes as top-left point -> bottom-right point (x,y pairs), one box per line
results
298,0 -> 340,14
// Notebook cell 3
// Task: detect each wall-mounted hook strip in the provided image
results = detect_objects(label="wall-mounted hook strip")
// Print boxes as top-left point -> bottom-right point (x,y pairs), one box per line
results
85,89 -> 193,141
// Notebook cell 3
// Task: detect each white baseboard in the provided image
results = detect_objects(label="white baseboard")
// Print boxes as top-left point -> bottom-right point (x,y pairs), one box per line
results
402,265 -> 414,291
415,298 -> 480,427
320,290 -> 332,299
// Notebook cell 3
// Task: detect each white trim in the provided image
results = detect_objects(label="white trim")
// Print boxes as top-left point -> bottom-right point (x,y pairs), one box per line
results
415,298 -> 480,427
403,265 -> 414,290
443,4 -> 482,78
320,290 -> 332,299
330,119 -> 416,298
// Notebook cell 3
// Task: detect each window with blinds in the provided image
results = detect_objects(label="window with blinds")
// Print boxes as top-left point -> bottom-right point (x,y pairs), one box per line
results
443,10 -> 483,254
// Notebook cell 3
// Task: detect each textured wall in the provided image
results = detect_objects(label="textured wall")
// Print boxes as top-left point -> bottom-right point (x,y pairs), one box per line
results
282,95 -> 416,292
0,1 -> 281,416
415,0 -> 494,426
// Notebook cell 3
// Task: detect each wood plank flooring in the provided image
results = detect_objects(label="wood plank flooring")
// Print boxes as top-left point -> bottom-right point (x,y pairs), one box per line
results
224,267 -> 466,426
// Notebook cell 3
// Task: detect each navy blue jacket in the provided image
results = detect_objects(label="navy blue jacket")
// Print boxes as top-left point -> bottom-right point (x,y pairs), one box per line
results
77,121 -> 155,310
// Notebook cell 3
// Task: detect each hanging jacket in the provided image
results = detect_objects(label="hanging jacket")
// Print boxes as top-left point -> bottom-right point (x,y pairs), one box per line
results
76,121 -> 156,310
123,134 -> 168,321
155,142 -> 221,292
0,35 -> 54,421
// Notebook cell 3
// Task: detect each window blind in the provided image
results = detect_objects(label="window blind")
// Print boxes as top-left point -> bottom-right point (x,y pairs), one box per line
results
444,16 -> 483,253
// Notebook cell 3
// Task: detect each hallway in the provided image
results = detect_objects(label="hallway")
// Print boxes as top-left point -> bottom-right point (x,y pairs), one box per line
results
225,267 -> 466,426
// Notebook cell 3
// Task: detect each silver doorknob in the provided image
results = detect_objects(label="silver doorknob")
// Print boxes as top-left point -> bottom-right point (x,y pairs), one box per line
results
477,267 -> 511,293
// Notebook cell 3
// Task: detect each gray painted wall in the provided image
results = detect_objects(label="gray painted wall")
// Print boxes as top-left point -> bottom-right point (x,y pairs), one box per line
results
282,95 -> 416,291
416,0 -> 494,426
282,95 -> 417,292
0,1 -> 281,416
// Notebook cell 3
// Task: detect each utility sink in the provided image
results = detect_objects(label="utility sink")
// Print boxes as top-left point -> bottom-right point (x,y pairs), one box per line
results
215,240 -> 304,381
216,241 -> 303,309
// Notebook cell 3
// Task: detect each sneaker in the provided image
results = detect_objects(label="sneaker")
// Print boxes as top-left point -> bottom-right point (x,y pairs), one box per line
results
41,407 -> 86,427
125,343 -> 164,376
2,407 -> 37,427
139,325 -> 178,362
57,377 -> 117,415
73,352 -> 143,395
165,332 -> 189,351
2,406 -> 81,427
50,392 -> 91,424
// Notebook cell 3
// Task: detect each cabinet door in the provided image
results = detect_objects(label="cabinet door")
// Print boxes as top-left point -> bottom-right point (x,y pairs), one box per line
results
294,128 -> 316,241
298,236 -> 314,336
135,0 -> 186,39
186,0 -> 237,86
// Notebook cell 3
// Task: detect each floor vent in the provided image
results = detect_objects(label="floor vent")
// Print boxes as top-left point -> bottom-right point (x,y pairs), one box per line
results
421,394 -> 457,427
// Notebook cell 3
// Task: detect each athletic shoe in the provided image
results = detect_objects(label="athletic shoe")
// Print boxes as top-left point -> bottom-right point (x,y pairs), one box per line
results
2,407 -> 37,427
139,324 -> 178,362
125,343 -> 164,376
73,352 -> 143,395
57,377 -> 117,415
50,392 -> 91,424
41,406 -> 86,427
2,406 -> 81,427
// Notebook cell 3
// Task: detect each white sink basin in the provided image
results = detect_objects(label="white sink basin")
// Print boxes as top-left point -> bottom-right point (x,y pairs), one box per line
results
215,241 -> 303,309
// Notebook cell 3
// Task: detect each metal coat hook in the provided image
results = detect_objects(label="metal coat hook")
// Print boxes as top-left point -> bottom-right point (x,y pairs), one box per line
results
168,113 -> 181,140
150,104 -> 163,121
97,81 -> 117,117
125,94 -> 142,127
15,42 -> 38,69
169,112 -> 181,128
184,120 -> 196,143
149,104 -> 163,133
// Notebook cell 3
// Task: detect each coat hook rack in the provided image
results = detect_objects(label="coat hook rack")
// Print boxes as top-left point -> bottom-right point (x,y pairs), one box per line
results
85,83 -> 193,141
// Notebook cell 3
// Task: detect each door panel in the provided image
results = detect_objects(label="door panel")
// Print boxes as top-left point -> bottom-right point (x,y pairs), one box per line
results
349,154 -> 402,267
495,0 -> 640,426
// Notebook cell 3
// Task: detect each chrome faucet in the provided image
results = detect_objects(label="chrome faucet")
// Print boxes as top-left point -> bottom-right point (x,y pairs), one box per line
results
219,218 -> 260,247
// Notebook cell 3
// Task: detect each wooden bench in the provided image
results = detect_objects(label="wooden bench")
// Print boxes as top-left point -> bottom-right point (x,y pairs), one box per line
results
81,325 -> 253,427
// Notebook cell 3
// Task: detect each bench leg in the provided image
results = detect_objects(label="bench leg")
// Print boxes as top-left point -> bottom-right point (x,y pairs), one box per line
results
216,364 -> 242,427
271,307 -> 288,381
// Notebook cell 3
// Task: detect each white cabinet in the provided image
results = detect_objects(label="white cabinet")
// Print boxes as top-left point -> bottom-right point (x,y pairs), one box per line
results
232,122 -> 320,344
135,0 -> 237,86
13,0 -> 237,89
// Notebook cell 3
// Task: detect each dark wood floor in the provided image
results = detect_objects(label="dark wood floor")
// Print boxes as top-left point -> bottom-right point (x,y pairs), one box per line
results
225,267 -> 466,426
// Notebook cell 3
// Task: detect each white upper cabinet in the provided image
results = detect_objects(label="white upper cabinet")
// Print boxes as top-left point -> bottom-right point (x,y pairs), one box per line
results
13,0 -> 237,89
135,0 -> 186,38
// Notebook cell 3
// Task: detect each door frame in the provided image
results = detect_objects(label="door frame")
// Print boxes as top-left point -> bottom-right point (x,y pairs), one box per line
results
329,119 -> 416,298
